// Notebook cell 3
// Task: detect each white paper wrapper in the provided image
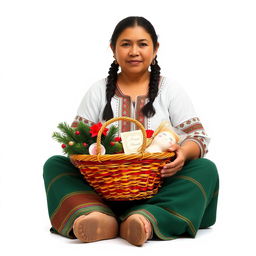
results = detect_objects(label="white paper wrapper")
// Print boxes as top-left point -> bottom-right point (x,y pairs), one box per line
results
145,120 -> 188,153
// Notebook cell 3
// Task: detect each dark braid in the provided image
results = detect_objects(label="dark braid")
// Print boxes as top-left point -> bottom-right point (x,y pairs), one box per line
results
141,57 -> 161,117
102,60 -> 119,121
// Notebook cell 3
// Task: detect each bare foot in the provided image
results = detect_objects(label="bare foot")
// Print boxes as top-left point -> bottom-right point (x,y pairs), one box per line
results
120,214 -> 153,246
73,211 -> 118,243
135,214 -> 153,239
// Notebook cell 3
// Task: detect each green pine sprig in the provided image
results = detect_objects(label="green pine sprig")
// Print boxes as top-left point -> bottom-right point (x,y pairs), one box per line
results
102,125 -> 118,152
57,122 -> 77,141
52,121 -> 122,156
76,121 -> 95,145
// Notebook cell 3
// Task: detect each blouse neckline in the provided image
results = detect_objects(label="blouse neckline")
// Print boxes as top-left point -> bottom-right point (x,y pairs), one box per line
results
115,75 -> 163,100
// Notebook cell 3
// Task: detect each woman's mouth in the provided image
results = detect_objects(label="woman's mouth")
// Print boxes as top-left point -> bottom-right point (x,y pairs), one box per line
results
127,61 -> 142,65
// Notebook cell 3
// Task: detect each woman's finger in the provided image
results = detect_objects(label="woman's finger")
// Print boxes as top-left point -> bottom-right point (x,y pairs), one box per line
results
167,144 -> 180,152
161,162 -> 184,177
164,154 -> 183,168
161,169 -> 178,177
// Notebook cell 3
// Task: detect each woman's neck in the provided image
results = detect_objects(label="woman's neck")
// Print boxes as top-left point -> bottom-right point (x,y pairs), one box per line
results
117,71 -> 150,86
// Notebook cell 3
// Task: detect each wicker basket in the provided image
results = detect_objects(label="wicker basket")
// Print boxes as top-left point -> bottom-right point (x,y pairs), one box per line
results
70,117 -> 175,201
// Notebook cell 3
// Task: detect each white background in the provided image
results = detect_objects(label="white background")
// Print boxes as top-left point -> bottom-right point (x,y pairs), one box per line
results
0,0 -> 255,255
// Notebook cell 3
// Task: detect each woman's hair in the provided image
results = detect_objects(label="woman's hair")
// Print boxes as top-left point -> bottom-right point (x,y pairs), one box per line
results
102,16 -> 161,121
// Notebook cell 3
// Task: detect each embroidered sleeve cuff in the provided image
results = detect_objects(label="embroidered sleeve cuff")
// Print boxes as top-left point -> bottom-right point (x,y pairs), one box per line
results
175,117 -> 210,158
71,115 -> 96,128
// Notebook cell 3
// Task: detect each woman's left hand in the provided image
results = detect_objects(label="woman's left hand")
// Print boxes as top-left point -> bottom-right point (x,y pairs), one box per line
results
161,144 -> 187,178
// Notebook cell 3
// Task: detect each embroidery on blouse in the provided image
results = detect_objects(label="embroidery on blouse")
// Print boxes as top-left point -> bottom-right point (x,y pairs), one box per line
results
71,115 -> 95,128
175,117 -> 209,157
114,76 -> 164,133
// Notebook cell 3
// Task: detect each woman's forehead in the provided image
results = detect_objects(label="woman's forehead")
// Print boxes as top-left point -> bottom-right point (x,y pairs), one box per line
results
117,26 -> 152,41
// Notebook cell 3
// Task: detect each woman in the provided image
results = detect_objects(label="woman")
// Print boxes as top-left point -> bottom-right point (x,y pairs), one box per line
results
43,16 -> 219,246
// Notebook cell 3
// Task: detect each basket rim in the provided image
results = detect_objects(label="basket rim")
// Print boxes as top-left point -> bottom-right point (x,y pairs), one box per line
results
70,151 -> 175,162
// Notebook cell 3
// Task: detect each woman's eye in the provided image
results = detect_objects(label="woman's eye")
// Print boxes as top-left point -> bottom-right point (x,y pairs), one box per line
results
121,43 -> 147,47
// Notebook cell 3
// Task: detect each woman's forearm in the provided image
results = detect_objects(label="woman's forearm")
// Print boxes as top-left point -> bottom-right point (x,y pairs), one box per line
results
180,140 -> 201,161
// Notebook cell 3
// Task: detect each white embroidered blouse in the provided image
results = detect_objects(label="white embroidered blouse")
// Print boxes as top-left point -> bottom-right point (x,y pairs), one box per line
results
71,75 -> 210,157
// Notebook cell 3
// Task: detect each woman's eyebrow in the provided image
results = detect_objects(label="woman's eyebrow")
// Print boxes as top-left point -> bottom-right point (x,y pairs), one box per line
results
120,39 -> 148,42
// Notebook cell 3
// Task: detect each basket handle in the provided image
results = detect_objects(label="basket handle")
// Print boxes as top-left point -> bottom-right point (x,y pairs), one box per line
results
96,117 -> 147,155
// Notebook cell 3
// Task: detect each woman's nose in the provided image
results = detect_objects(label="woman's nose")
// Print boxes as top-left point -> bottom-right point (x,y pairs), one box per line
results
129,46 -> 139,56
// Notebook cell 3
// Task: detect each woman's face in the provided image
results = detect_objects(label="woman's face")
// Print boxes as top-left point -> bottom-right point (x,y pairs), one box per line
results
111,26 -> 159,75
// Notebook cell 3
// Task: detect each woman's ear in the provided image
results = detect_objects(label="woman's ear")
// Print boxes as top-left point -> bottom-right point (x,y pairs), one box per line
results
154,42 -> 160,57
110,44 -> 114,53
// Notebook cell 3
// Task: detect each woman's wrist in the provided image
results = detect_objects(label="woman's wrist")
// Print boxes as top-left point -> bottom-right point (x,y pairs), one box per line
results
180,140 -> 201,161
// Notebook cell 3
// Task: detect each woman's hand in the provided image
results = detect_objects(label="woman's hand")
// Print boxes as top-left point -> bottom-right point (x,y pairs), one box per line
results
161,143 -> 187,178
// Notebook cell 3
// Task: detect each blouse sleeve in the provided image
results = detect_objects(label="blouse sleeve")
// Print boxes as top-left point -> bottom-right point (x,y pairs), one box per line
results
167,81 -> 210,157
71,81 -> 103,128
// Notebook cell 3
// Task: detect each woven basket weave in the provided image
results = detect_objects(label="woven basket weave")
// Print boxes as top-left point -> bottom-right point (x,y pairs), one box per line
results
70,117 -> 175,201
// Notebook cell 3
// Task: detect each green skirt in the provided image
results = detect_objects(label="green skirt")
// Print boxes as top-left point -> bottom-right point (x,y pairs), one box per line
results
43,155 -> 219,240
